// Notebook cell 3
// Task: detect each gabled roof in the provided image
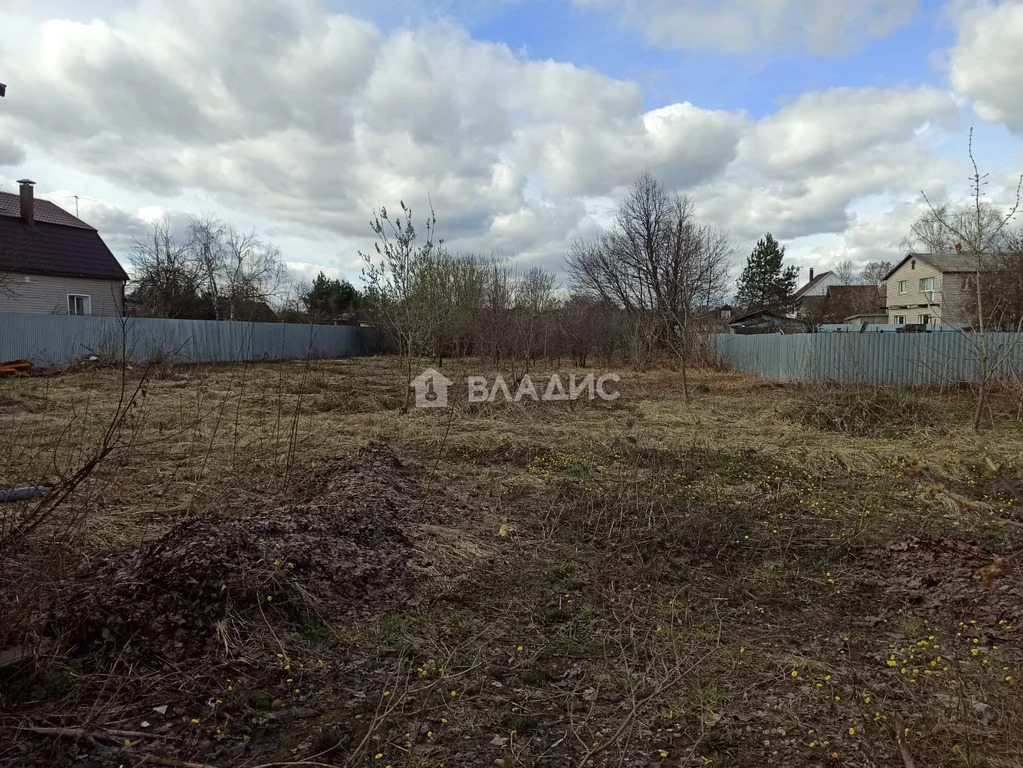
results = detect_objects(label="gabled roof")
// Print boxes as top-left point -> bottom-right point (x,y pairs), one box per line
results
883,252 -> 995,282
793,270 -> 833,301
0,191 -> 94,229
0,193 -> 128,282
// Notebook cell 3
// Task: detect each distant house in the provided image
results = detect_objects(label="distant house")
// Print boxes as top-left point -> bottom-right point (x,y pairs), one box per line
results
0,180 -> 128,316
793,269 -> 844,319
883,252 -> 990,326
729,310 -> 808,335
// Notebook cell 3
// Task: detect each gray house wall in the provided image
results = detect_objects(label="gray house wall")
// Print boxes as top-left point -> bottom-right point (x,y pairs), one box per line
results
0,272 -> 124,316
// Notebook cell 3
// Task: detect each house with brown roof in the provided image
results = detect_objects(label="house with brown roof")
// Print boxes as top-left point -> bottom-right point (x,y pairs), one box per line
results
883,252 -> 989,326
0,180 -> 128,316
792,268 -> 844,320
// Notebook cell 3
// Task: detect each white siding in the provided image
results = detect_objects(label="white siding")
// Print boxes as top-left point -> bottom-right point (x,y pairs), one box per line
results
800,272 -> 845,298
0,272 -> 124,316
884,258 -> 962,324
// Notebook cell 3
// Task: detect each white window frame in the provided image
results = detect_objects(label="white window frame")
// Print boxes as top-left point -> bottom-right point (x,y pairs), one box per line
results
918,314 -> 930,325
68,294 -> 92,316
894,315 -> 907,325
898,280 -> 908,294
920,277 -> 936,292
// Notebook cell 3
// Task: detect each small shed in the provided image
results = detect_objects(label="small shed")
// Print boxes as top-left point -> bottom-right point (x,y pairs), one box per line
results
728,310 -> 808,335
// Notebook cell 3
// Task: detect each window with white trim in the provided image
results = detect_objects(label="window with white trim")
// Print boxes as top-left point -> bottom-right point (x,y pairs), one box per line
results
898,280 -> 908,294
918,314 -> 930,325
920,277 -> 936,292
894,315 -> 907,325
68,294 -> 92,315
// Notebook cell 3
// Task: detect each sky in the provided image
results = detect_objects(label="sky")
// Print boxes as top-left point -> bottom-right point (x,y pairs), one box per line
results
3,0 -> 1023,292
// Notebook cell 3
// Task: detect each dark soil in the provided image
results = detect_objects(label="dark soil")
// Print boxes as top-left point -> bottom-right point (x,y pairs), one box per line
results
53,442 -> 425,664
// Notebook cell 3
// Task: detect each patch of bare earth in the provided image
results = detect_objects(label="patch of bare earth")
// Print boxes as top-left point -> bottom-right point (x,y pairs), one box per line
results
2,360 -> 1023,767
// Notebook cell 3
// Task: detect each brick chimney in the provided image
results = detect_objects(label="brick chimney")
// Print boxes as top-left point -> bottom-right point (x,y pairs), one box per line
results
16,179 -> 34,227
809,268 -> 815,281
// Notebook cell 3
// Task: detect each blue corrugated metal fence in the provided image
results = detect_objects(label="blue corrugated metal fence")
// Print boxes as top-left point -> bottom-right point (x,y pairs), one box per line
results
0,313 -> 378,367
712,332 -> 1023,386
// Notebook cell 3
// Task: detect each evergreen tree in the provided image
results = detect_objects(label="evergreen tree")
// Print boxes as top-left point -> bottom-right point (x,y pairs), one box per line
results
735,233 -> 799,313
301,272 -> 360,320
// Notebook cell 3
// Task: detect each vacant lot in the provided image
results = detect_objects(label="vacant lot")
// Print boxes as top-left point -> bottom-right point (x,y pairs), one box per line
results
2,357 -> 1023,767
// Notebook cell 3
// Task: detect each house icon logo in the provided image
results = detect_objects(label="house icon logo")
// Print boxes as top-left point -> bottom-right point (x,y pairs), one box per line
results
411,368 -> 454,408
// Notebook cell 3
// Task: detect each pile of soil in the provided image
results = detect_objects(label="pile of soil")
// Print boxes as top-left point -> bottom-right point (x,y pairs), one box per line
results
54,443 -> 425,663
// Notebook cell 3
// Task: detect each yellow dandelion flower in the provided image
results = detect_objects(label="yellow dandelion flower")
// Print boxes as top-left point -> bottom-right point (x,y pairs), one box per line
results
791,670 -> 799,677
848,728 -> 856,736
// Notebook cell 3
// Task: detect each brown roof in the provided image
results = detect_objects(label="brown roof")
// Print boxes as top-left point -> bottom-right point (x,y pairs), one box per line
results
793,270 -> 833,301
825,284 -> 883,307
883,252 -> 995,281
0,191 -> 94,230
0,194 -> 128,281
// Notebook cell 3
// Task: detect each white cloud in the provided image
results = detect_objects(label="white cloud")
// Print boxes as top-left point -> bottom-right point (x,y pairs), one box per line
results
696,87 -> 960,243
572,0 -> 918,54
0,0 -> 975,285
0,0 -> 744,269
950,0 -> 1023,132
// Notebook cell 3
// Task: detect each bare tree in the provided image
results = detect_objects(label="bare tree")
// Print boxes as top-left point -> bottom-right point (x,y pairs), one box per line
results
920,128 -> 1023,429
513,266 -> 558,366
860,260 -> 893,288
129,215 -> 289,320
567,172 -> 733,399
904,201 -> 1009,255
128,218 -> 203,318
221,226 -> 288,320
833,258 -> 857,285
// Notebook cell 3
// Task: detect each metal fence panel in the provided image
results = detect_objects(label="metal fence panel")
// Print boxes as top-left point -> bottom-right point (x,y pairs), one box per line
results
0,313 -> 376,367
711,332 -> 1023,386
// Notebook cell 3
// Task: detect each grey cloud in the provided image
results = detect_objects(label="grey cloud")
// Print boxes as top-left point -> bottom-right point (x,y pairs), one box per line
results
0,139 -> 25,166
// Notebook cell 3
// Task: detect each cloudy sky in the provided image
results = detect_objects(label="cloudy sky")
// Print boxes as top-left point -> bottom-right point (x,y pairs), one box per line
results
2,0 -> 1023,291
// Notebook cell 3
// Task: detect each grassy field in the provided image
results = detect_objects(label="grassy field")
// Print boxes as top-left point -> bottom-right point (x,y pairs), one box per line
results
2,356 -> 1023,767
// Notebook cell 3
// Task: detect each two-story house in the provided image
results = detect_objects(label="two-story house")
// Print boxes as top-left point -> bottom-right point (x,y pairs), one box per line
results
883,252 -> 988,326
0,179 -> 128,316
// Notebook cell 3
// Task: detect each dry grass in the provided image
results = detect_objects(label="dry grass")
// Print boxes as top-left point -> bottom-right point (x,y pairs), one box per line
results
2,356 -> 1023,767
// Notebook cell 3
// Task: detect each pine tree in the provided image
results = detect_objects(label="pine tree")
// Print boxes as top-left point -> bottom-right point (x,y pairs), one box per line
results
301,272 -> 360,320
735,233 -> 799,313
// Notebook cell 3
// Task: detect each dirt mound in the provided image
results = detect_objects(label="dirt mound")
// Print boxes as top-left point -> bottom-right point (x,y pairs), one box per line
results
869,536 -> 1023,630
55,442 -> 425,663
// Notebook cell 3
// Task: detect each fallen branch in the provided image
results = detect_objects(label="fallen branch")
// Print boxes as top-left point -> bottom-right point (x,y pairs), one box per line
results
143,757 -> 219,768
21,726 -> 180,742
